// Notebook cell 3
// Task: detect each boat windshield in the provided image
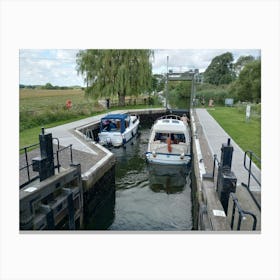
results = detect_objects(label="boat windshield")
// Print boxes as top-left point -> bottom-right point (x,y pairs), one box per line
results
154,132 -> 186,143
101,119 -> 121,132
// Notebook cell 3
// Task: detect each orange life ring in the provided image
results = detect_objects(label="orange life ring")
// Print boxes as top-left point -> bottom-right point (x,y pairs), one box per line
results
66,99 -> 72,109
167,137 -> 172,153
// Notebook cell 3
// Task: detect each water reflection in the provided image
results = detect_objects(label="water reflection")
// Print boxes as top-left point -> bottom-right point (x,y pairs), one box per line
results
86,127 -> 193,231
148,164 -> 190,194
85,188 -> 115,230
108,127 -> 193,231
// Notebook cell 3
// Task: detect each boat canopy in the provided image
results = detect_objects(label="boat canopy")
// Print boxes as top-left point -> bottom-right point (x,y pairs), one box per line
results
100,114 -> 129,133
153,119 -> 187,133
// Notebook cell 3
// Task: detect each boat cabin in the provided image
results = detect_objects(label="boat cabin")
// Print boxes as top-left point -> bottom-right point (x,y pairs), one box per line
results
100,114 -> 130,133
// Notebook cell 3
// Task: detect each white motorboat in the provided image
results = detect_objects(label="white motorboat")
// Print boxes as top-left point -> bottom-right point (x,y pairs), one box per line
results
146,115 -> 191,165
98,113 -> 140,147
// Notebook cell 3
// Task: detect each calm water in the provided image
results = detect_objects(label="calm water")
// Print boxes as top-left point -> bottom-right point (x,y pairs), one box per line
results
107,126 -> 193,231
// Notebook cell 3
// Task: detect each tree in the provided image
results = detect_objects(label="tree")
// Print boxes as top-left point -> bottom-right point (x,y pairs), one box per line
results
230,59 -> 261,102
234,55 -> 255,76
151,75 -> 158,93
151,74 -> 165,93
76,49 -> 153,106
44,83 -> 54,89
204,52 -> 236,85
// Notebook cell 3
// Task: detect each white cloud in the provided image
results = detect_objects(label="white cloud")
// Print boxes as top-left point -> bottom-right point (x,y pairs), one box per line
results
152,49 -> 261,74
19,49 -> 261,86
19,49 -> 84,86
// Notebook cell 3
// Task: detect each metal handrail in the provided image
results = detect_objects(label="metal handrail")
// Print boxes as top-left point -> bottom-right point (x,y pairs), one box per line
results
202,154 -> 220,182
56,144 -> 73,172
243,150 -> 261,186
242,150 -> 261,210
19,143 -> 40,186
52,137 -> 60,150
212,154 -> 220,178
157,114 -> 182,121
20,140 -> 73,188
230,193 -> 257,230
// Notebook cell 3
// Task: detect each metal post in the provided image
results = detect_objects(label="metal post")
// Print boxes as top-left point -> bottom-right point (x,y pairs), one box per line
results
24,147 -> 30,182
70,145 -> 73,163
231,203 -> 236,229
191,74 -> 195,108
220,138 -> 234,170
217,139 -> 237,214
57,150 -> 60,173
212,154 -> 217,178
166,55 -> 169,109
247,152 -> 252,190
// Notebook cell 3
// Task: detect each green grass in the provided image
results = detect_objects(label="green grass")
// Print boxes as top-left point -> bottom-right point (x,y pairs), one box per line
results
20,88 -> 162,149
207,106 -> 261,167
20,117 -> 93,149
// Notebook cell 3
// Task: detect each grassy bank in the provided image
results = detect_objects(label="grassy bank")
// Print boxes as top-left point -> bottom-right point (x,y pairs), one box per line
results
20,88 -> 162,148
20,88 -> 101,131
207,106 -> 261,167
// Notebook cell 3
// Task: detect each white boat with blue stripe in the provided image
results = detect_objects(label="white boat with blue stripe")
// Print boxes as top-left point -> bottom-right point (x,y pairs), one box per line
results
146,115 -> 191,165
98,113 -> 139,147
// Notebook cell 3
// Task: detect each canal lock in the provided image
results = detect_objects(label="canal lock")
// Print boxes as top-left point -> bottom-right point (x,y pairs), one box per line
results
19,109 -> 198,231
79,110 -> 196,231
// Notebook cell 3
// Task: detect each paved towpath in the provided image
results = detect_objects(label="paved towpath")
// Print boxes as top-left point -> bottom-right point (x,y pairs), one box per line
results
45,111 -> 122,154
46,108 -> 166,153
196,108 -> 261,190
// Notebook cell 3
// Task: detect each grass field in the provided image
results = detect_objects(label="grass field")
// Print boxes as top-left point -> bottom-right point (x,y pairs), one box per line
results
20,88 -> 162,148
20,88 -> 90,110
207,106 -> 261,165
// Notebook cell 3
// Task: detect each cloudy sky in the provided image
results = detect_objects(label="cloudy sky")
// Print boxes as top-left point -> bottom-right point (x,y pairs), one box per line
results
19,49 -> 261,87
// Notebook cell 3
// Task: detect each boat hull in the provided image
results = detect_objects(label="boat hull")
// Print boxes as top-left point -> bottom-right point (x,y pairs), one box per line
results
146,152 -> 191,165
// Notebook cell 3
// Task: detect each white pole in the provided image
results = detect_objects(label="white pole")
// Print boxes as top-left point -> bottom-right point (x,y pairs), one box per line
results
166,56 -> 169,109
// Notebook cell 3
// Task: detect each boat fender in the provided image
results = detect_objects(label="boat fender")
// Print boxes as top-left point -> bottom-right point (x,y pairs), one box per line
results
167,137 -> 172,153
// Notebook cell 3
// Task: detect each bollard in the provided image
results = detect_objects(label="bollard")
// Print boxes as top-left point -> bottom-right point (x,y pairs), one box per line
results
220,138 -> 233,169
217,169 -> 237,214
32,127 -> 55,181
217,138 -> 237,214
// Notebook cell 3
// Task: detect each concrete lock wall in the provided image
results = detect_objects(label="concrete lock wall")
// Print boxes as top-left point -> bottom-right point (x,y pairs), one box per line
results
82,166 -> 116,230
190,109 -> 231,231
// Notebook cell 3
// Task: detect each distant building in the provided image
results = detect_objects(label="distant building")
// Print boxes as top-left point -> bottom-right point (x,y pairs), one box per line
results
194,71 -> 204,84
165,69 -> 204,83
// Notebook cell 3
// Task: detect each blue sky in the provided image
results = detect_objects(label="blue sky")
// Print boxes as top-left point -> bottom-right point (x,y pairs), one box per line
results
19,49 -> 261,87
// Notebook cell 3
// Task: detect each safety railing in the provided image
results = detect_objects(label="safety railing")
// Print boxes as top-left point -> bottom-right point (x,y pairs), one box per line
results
230,193 -> 257,230
56,144 -> 73,173
202,154 -> 220,184
20,140 -> 73,188
19,143 -> 40,188
157,114 -> 182,120
241,150 -> 261,210
212,154 -> 220,180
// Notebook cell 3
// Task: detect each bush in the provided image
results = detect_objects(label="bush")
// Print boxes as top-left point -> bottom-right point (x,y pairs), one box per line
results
195,84 -> 233,105
234,102 -> 261,120
20,106 -> 91,131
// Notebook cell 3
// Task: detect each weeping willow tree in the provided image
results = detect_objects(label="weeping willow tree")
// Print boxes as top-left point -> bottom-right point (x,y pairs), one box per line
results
76,49 -> 153,106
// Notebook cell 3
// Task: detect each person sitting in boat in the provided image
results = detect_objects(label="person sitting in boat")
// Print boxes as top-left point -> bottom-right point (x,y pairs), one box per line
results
181,114 -> 189,125
102,119 -> 111,131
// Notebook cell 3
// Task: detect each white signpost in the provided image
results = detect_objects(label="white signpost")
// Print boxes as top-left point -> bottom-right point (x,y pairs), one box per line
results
246,104 -> 251,121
